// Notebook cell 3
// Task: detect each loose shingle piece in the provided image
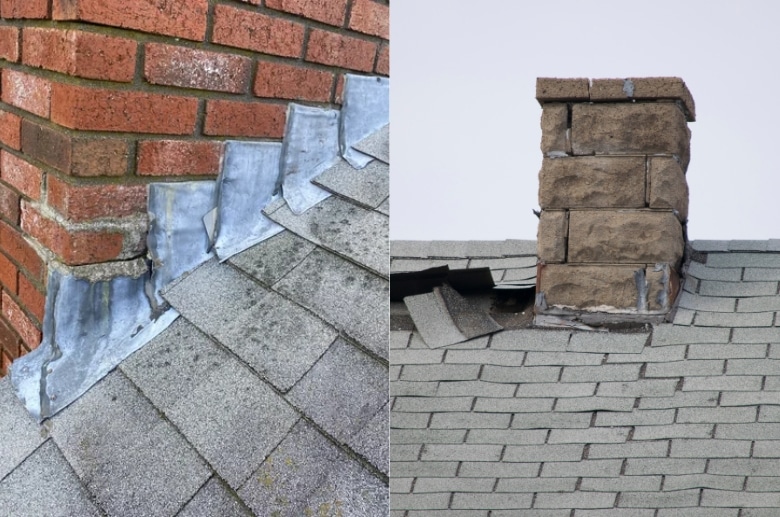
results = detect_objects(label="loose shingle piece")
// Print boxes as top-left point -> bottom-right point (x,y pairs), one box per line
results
391,242 -> 780,514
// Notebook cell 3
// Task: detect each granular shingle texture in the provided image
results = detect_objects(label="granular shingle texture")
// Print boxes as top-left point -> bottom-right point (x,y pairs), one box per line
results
0,122 -> 389,515
390,240 -> 780,514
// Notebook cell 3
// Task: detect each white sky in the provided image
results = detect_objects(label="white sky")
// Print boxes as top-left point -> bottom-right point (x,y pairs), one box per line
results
390,0 -> 780,241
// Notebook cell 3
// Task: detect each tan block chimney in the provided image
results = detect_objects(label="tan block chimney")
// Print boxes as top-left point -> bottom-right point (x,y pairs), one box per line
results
534,77 -> 694,322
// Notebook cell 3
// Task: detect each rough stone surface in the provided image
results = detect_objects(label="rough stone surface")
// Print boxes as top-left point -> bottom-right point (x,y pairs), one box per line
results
537,210 -> 567,263
649,156 -> 689,219
538,264 -> 643,309
536,77 -> 589,102
589,77 -> 696,121
539,156 -> 646,209
571,103 -> 691,169
568,210 -> 684,265
540,103 -> 569,155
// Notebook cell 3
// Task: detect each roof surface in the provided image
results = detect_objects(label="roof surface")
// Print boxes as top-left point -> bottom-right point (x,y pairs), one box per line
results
0,117 -> 389,515
390,239 -> 780,515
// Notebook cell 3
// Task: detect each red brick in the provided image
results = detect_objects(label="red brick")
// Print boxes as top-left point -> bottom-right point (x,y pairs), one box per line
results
204,100 -> 286,138
17,273 -> 43,323
305,29 -> 377,72
0,221 -> 45,281
47,176 -> 147,222
1,0 -> 48,19
2,292 -> 39,350
376,43 -> 389,75
0,252 -> 17,293
1,69 -> 51,118
51,83 -> 198,134
0,109 -> 21,150
144,43 -> 250,93
52,0 -> 208,41
334,74 -> 345,104
265,0 -> 347,26
23,28 -> 137,82
254,61 -> 332,102
237,0 -> 261,4
212,5 -> 305,58
21,202 -> 124,265
0,182 -> 19,224
349,0 -> 388,39
0,26 -> 19,62
21,120 -> 129,177
0,316 -> 20,359
0,151 -> 42,200
137,140 -> 223,176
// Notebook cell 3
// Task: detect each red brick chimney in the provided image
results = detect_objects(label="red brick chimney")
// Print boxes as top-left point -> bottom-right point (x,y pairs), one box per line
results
535,77 -> 694,323
0,0 -> 389,374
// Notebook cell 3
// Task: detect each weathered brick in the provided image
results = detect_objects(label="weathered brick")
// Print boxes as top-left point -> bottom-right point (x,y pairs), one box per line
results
144,43 -> 251,93
648,156 -> 688,220
0,221 -> 45,281
46,176 -> 147,222
0,251 -> 17,292
538,264 -> 643,310
571,103 -> 691,169
204,100 -> 286,138
2,292 -> 40,350
51,83 -> 198,134
539,156 -> 646,209
349,0 -> 389,39
253,61 -> 333,102
540,103 -> 568,156
376,43 -> 389,75
21,203 -> 125,265
0,182 -> 19,224
0,109 -> 21,150
17,273 -> 43,323
1,69 -> 51,118
136,140 -> 222,177
536,78 -> 589,103
537,210 -> 567,263
266,0 -> 347,26
1,0 -> 47,18
21,120 -> 130,177
212,5 -> 304,58
0,151 -> 42,200
0,26 -> 19,61
52,0 -> 208,41
568,210 -> 683,265
23,28 -> 137,82
306,29 -> 377,72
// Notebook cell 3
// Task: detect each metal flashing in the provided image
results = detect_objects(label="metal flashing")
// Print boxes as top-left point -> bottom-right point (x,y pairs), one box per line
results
147,181 -> 216,307
340,75 -> 390,168
280,104 -> 339,214
213,142 -> 284,261
10,269 -> 178,421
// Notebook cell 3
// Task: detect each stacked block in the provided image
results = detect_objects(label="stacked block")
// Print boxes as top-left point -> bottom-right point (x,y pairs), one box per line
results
535,77 -> 694,316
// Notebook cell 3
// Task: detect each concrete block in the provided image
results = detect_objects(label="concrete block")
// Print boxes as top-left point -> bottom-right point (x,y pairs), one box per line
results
536,77 -> 589,103
537,210 -> 567,263
571,103 -> 690,169
540,103 -> 569,155
539,156 -> 646,209
649,156 -> 689,220
568,210 -> 684,265
538,264 -> 643,310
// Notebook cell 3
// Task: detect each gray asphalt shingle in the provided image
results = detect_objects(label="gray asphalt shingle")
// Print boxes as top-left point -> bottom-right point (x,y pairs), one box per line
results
390,242 -> 780,515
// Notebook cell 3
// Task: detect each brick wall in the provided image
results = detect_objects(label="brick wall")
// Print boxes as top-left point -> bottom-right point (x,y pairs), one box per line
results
535,77 -> 693,320
0,0 -> 389,375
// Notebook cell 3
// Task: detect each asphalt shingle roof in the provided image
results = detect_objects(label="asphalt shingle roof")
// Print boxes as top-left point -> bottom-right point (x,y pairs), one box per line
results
390,239 -> 780,515
0,97 -> 389,514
